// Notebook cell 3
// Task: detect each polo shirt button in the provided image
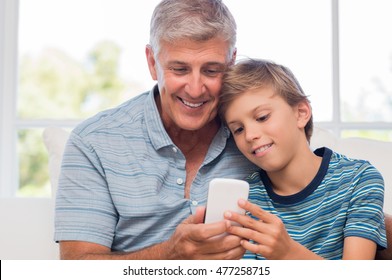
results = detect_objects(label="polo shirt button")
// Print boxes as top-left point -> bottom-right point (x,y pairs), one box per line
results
192,200 -> 198,206
176,178 -> 183,185
172,147 -> 178,153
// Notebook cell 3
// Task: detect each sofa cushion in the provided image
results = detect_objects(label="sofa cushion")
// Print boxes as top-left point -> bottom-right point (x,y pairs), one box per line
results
42,126 -> 69,198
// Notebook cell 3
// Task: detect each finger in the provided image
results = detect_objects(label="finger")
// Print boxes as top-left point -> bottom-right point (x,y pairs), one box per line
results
210,244 -> 246,260
227,222 -> 266,243
227,218 -> 276,247
240,240 -> 271,257
187,221 -> 229,242
202,235 -> 245,259
238,199 -> 275,223
224,210 -> 267,234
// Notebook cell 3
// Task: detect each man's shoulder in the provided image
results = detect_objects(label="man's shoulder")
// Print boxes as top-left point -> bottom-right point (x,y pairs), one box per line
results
73,91 -> 150,138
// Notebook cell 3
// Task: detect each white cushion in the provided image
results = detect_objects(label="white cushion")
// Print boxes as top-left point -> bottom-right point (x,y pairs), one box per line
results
42,126 -> 69,198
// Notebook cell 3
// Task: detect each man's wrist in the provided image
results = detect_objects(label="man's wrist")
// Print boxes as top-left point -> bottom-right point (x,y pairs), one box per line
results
158,238 -> 178,260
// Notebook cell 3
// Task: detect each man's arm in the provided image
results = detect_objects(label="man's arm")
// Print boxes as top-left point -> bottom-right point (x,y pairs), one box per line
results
375,213 -> 392,260
60,240 -> 177,260
59,207 -> 246,260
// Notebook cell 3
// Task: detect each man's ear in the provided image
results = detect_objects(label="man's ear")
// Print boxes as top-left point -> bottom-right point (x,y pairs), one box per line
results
229,47 -> 237,66
296,101 -> 312,128
145,45 -> 158,81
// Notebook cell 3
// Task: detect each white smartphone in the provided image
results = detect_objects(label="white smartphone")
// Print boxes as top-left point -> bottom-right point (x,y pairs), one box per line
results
204,178 -> 250,225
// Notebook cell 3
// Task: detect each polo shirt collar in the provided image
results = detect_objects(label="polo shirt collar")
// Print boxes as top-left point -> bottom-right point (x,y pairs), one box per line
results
144,85 -> 173,150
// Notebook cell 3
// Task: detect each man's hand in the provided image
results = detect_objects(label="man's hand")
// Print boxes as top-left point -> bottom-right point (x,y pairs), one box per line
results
163,206 -> 246,259
60,206 -> 245,260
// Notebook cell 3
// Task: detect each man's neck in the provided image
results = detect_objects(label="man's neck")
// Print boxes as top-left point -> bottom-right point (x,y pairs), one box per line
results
169,119 -> 220,198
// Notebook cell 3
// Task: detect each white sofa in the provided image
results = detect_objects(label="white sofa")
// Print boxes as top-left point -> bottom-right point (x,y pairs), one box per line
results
0,126 -> 390,259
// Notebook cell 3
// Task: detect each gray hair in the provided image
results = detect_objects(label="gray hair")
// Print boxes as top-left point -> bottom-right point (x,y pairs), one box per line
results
149,0 -> 237,58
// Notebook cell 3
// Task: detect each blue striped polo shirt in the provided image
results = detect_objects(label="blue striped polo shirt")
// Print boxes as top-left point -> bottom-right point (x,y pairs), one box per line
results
243,147 -> 387,259
54,86 -> 258,252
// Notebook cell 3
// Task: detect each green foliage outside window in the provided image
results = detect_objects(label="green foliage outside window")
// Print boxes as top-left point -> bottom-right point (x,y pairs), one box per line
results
17,41 -> 137,197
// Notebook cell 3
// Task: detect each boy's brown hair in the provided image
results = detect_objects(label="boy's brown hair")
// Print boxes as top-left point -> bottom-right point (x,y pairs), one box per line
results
219,58 -> 313,142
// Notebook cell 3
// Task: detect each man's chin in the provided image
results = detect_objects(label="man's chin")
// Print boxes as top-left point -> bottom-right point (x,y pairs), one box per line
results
177,117 -> 215,132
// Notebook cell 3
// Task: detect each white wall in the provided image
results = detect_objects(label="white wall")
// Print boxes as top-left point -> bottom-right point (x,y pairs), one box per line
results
0,198 -> 59,259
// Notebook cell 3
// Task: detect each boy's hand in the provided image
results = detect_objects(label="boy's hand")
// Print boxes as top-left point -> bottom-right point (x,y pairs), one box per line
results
224,199 -> 294,259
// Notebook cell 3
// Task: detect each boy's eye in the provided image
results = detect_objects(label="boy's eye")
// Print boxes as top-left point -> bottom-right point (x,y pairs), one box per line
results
256,114 -> 270,122
232,127 -> 244,135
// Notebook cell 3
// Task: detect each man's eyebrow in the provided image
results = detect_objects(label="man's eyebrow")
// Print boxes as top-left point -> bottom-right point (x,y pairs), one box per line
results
167,60 -> 188,65
167,61 -> 227,66
166,61 -> 227,72
204,62 -> 227,67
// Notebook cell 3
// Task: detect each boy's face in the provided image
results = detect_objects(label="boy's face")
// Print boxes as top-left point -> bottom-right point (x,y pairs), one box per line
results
224,87 -> 309,172
146,38 -> 234,132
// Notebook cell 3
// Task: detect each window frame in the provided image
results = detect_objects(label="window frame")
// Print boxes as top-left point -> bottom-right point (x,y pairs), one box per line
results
0,0 -> 391,197
0,0 -> 18,197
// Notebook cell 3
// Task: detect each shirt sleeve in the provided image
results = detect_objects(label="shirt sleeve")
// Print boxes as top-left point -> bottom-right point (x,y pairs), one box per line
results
54,131 -> 117,248
344,161 -> 387,249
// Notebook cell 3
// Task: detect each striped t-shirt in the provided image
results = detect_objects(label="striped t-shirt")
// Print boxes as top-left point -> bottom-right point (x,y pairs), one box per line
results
243,147 -> 387,260
54,86 -> 258,252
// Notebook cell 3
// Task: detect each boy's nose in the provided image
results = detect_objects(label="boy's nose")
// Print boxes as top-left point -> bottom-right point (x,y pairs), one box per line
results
245,125 -> 261,142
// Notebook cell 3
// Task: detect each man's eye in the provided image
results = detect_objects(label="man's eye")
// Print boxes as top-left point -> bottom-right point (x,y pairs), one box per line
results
170,67 -> 188,74
203,68 -> 224,77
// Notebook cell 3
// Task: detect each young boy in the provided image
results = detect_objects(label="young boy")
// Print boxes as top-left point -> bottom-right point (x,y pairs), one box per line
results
218,58 -> 387,259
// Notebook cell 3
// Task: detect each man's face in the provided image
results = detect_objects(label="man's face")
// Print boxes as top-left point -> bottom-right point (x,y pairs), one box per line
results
146,38 -> 234,132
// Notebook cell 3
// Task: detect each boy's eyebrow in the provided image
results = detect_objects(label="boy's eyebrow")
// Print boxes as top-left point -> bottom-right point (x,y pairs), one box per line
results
227,120 -> 239,125
226,105 -> 271,125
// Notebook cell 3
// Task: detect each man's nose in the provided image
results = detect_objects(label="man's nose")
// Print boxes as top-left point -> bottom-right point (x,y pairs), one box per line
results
185,72 -> 206,97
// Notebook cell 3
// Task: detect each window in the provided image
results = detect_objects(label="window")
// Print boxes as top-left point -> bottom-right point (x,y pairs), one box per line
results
339,0 -> 392,140
1,0 -> 391,197
230,0 -> 333,122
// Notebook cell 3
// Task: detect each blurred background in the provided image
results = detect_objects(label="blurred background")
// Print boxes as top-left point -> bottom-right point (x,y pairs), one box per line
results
0,0 -> 391,198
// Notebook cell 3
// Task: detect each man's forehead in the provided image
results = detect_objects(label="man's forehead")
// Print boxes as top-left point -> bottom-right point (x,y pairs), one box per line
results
159,38 -> 232,59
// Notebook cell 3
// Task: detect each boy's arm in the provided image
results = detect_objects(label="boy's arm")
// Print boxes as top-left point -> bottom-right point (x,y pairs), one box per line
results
342,237 -> 377,259
375,213 -> 392,260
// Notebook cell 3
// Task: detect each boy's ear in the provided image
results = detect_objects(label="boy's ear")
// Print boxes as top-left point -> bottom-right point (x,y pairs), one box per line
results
296,101 -> 312,128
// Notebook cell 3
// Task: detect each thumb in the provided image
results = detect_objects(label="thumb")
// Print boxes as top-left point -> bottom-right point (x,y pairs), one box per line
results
183,206 -> 206,225
194,206 -> 206,224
